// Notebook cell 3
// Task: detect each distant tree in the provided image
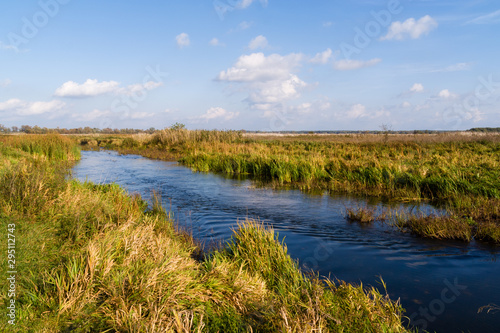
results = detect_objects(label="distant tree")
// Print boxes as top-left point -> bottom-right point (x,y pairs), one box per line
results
379,124 -> 393,144
20,125 -> 32,133
169,122 -> 186,131
0,124 -> 11,133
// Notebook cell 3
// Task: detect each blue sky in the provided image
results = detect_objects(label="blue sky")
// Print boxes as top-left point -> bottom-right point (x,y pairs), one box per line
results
1,0 -> 499,131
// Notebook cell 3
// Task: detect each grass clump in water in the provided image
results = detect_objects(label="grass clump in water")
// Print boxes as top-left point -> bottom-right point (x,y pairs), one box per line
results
345,205 -> 380,223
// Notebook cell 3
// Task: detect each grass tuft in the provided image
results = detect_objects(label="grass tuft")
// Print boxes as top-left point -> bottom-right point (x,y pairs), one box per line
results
345,205 -> 379,223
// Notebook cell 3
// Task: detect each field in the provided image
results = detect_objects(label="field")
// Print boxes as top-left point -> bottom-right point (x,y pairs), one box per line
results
76,130 -> 500,244
0,134 -> 410,331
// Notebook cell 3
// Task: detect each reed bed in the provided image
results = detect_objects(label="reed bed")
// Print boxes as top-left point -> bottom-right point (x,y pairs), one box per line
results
0,134 -> 80,161
0,134 -> 410,332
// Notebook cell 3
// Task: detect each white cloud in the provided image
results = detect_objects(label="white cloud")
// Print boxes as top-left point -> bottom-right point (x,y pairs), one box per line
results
438,89 -> 457,99
247,74 -> 307,104
0,79 -> 11,87
0,98 -> 65,116
381,15 -> 438,41
217,52 -> 307,109
347,104 -> 367,118
0,99 -> 24,111
431,62 -> 472,73
73,109 -> 112,121
54,79 -> 120,97
54,79 -> 162,98
237,0 -> 268,9
310,48 -> 332,64
402,101 -> 411,108
248,35 -> 268,50
199,107 -> 239,121
74,109 -> 154,122
238,21 -> 253,30
129,112 -> 155,119
217,52 -> 303,82
210,38 -> 223,46
323,21 -> 333,28
295,103 -> 312,114
176,33 -> 190,48
410,83 -> 424,93
333,58 -> 381,71
466,10 -> 500,25
289,99 -> 331,115
0,42 -> 18,52
120,81 -> 163,95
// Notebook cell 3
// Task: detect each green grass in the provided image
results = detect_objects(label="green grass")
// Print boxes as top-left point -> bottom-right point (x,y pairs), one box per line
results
1,134 -> 80,162
0,134 -> 410,332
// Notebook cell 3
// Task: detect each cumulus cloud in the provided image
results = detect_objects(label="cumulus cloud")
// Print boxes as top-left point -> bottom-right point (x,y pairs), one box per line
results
0,98 -> 65,116
289,99 -> 331,115
217,52 -> 307,109
410,83 -> 424,93
0,79 -> 11,87
217,52 -> 303,82
210,38 -> 223,46
247,74 -> 307,104
54,79 -> 162,98
333,58 -> 381,71
310,48 -> 332,64
381,15 -> 438,41
198,107 -> 239,121
248,35 -> 268,50
54,79 -> 120,97
466,10 -> 500,25
347,104 -> 367,118
176,33 -> 190,48
438,89 -> 457,99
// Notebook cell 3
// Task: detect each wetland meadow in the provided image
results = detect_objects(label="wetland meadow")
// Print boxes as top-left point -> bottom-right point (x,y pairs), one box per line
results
2,130 -> 498,332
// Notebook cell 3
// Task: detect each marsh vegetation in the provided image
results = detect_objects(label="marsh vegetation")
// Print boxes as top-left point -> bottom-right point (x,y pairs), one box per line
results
77,129 -> 500,244
0,134 -> 410,331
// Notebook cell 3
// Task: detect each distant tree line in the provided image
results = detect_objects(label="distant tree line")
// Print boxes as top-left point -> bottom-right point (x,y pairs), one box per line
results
468,127 -> 500,133
1,124 -> 498,135
0,125 -> 158,134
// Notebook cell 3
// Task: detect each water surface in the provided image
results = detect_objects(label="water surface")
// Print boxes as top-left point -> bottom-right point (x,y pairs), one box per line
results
73,150 -> 500,333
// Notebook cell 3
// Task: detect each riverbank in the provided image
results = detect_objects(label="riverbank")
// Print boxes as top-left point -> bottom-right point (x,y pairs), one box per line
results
0,134 -> 409,332
75,130 -> 500,244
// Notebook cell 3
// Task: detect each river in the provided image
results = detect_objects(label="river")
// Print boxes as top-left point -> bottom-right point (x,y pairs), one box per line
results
72,150 -> 500,332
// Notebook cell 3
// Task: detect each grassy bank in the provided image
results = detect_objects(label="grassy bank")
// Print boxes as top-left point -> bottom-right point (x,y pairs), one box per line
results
0,134 -> 410,332
75,130 -> 500,244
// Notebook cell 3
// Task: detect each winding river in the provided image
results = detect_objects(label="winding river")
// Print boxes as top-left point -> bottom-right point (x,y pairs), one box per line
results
73,150 -> 500,333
